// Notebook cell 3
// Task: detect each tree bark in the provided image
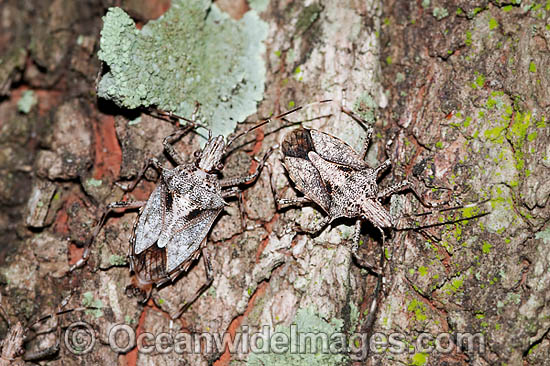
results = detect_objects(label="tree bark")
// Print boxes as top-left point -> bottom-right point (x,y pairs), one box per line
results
0,0 -> 549,366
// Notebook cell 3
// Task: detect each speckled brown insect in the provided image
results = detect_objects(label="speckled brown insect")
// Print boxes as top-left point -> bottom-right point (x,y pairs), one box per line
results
276,106 -> 414,256
71,107 -> 297,318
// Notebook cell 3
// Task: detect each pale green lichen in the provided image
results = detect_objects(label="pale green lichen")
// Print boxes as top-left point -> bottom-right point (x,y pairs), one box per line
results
97,1 -> 268,138
109,254 -> 127,266
353,92 -> 377,124
86,178 -> 102,187
535,228 -> 550,244
82,291 -> 104,318
247,307 -> 348,366
295,3 -> 322,35
248,0 -> 270,12
17,90 -> 37,114
432,7 -> 449,20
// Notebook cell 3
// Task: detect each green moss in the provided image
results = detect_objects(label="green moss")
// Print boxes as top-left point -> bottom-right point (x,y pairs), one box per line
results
410,352 -> 428,365
482,241 -> 492,254
529,61 -> 537,73
451,278 -> 464,290
507,111 -> 532,171
472,7 -> 484,17
471,73 -> 485,89
17,90 -> 37,114
97,1 -> 268,139
407,299 -> 427,322
418,266 -> 428,276
465,30 -> 472,46
483,126 -> 506,141
489,17 -> 499,30
247,307 -> 347,366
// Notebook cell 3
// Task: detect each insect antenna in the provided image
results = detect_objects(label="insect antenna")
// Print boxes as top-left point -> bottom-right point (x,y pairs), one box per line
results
225,103 -> 319,147
226,99 -> 334,153
395,199 -> 490,231
389,200 -> 490,246
147,106 -> 211,133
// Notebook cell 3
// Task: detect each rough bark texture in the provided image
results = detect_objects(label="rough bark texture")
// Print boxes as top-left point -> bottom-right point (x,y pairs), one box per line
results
0,0 -> 549,365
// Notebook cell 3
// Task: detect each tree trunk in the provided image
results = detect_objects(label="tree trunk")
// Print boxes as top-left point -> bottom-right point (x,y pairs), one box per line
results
0,0 -> 548,365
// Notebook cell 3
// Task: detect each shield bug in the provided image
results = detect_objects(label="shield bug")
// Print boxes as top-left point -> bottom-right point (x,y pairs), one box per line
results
276,105 -> 405,253
71,106 -> 297,318
273,101 -> 487,355
275,102 -> 483,268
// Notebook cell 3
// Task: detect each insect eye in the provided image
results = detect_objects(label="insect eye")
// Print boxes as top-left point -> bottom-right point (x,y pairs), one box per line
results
194,150 -> 202,158
216,162 -> 224,171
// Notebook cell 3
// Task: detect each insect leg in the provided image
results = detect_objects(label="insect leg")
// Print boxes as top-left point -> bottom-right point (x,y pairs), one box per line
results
265,158 -> 312,211
222,186 -> 246,230
221,186 -> 241,198
22,325 -> 60,362
276,196 -> 312,210
297,214 -> 331,235
1,322 -> 25,362
69,201 -> 146,272
377,180 -> 409,201
352,219 -> 361,253
340,105 -> 373,160
359,125 -> 373,160
219,147 -> 275,187
163,124 -> 195,166
171,247 -> 214,319
117,157 -> 165,192
374,159 -> 391,178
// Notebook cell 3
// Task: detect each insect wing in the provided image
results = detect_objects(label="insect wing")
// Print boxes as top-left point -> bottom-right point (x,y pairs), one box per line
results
133,184 -> 165,255
283,156 -> 331,212
165,207 -> 221,273
308,129 -> 368,170
281,128 -> 332,211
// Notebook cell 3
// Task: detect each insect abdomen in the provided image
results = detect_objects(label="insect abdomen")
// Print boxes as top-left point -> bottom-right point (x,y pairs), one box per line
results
281,128 -> 315,160
130,245 -> 168,285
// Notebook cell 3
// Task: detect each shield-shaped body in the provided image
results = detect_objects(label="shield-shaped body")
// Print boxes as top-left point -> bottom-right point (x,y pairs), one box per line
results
281,128 -> 393,229
129,164 -> 225,286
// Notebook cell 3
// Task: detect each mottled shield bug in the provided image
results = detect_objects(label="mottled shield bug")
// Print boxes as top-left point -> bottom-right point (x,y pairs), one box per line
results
71,106 -> 298,318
